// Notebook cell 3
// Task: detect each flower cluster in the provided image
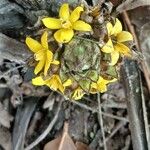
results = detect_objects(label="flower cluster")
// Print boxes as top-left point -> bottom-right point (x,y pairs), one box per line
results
25,3 -> 133,100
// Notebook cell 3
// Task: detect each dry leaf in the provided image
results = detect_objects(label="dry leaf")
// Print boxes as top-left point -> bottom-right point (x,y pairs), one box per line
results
0,126 -> 12,150
44,122 -> 91,150
43,92 -> 55,111
76,142 -> 91,150
139,22 -> 150,77
116,0 -> 150,13
0,102 -> 13,128
44,123 -> 77,150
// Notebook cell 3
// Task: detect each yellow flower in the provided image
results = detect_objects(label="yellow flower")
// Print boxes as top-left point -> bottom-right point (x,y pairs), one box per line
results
32,75 -> 72,93
72,87 -> 85,100
42,3 -> 92,43
90,76 -> 117,93
102,18 -> 133,65
26,31 -> 59,76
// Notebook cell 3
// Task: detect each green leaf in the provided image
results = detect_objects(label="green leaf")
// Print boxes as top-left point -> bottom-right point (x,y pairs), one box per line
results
79,79 -> 91,92
87,70 -> 99,81
106,66 -> 118,78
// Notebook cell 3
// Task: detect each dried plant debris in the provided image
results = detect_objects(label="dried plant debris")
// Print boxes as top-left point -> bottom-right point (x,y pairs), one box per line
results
44,122 -> 90,150
0,33 -> 30,64
0,102 -> 13,128
0,126 -> 12,150
116,0 -> 150,13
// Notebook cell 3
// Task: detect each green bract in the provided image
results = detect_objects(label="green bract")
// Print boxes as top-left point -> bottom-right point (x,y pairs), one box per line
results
60,38 -> 101,92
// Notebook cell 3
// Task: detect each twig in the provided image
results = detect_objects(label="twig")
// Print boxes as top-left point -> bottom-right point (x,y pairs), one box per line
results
0,65 -> 24,79
101,112 -> 128,122
100,120 -> 126,146
122,11 -> 150,93
140,75 -> 150,150
121,59 -> 148,150
70,99 -> 129,122
84,96 -> 127,109
97,93 -> 107,150
24,99 -> 63,150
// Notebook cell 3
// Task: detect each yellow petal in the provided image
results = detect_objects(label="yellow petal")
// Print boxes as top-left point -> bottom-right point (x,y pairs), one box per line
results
59,3 -> 70,20
42,18 -> 61,29
47,75 -> 64,93
63,79 -> 72,87
34,50 -> 45,61
97,76 -> 117,93
106,22 -> 113,35
44,50 -> 53,76
58,84 -> 65,93
54,75 -> 64,93
109,50 -> 120,66
26,37 -> 42,53
54,29 -> 74,43
72,88 -> 84,100
113,18 -> 122,36
114,43 -> 132,56
51,60 -> 60,65
70,6 -> 83,23
73,20 -> 92,31
34,59 -> 45,75
97,76 -> 108,93
117,31 -> 133,42
90,82 -> 98,94
101,39 -> 114,53
91,82 -> 97,89
41,31 -> 48,49
32,76 -> 45,86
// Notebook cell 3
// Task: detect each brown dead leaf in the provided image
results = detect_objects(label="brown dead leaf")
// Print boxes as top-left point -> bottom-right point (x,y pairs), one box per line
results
76,142 -> 91,150
44,122 -> 77,150
0,126 -> 12,150
0,102 -> 13,128
116,0 -> 150,13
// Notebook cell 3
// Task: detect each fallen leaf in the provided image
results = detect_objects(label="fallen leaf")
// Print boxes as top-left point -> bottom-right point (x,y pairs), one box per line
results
76,141 -> 91,150
139,22 -> 150,78
44,122 -> 91,150
44,122 -> 77,150
0,126 -> 12,150
0,102 -> 13,128
116,0 -> 150,13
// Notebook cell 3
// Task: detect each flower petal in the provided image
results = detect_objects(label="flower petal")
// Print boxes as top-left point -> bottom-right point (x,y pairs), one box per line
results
26,37 -> 42,53
109,50 -> 119,66
90,82 -> 98,94
34,59 -> 45,75
114,43 -> 132,56
97,76 -> 108,93
117,31 -> 133,42
70,6 -> 83,23
42,18 -> 61,29
73,20 -> 92,31
51,60 -> 60,65
34,50 -> 45,61
54,29 -> 74,43
113,18 -> 122,36
44,50 -> 53,76
32,76 -> 45,86
46,75 -> 64,93
106,22 -> 113,35
59,3 -> 70,20
63,79 -> 72,87
41,31 -> 48,49
72,87 -> 84,100
101,39 -> 114,53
